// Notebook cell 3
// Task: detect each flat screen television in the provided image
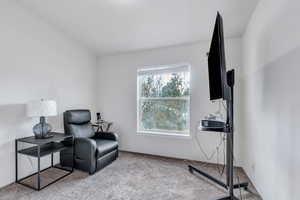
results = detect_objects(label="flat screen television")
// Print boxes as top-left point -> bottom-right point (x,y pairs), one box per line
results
207,12 -> 227,100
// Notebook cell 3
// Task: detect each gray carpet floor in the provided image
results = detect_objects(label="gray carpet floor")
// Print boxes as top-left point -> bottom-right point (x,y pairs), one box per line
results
0,152 -> 261,200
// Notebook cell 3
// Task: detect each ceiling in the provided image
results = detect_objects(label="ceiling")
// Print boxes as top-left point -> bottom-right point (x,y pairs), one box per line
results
18,0 -> 259,56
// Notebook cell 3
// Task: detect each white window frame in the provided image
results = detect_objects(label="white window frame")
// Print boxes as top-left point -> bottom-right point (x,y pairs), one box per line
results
137,63 -> 191,136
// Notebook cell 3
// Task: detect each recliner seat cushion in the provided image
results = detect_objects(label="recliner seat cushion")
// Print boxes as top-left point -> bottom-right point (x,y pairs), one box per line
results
95,139 -> 118,158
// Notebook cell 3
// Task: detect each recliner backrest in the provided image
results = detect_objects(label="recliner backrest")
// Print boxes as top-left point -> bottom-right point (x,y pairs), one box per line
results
64,110 -> 94,138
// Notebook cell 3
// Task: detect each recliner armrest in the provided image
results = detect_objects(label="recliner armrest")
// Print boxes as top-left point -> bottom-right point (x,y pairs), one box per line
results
74,137 -> 97,160
94,132 -> 118,141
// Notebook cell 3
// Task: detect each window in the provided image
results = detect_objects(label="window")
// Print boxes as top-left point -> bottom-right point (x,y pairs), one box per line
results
137,64 -> 190,136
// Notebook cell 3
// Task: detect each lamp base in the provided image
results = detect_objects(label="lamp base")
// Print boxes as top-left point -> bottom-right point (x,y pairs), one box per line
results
39,134 -> 54,139
33,116 -> 53,139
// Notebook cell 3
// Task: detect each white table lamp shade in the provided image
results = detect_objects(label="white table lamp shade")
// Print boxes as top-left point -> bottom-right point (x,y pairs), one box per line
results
27,99 -> 57,117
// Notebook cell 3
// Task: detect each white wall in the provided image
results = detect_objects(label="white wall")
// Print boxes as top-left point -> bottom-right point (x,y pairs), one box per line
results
241,0 -> 300,199
96,38 -> 243,165
0,1 -> 97,187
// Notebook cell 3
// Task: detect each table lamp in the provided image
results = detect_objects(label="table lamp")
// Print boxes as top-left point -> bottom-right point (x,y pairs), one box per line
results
26,99 -> 57,139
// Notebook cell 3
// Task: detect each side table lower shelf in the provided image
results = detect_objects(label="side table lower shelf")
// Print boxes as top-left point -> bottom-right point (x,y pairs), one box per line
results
17,164 -> 73,191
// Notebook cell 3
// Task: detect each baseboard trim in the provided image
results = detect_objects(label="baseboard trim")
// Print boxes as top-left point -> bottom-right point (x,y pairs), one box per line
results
120,150 -> 236,168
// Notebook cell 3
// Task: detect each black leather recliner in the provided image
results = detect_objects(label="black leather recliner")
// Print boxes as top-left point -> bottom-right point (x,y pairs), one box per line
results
60,110 -> 118,174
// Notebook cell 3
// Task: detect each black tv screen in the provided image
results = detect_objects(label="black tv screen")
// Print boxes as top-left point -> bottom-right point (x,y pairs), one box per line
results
207,12 -> 227,100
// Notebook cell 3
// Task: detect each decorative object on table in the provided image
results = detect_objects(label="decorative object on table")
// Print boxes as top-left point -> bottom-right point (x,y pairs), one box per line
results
26,99 -> 57,139
93,112 -> 113,132
96,112 -> 101,122
15,132 -> 74,190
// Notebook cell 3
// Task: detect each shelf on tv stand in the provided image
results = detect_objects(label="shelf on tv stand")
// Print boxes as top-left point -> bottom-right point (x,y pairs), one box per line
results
200,126 -> 229,133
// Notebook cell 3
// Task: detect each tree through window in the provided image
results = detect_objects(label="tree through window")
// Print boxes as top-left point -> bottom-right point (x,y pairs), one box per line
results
137,64 -> 190,135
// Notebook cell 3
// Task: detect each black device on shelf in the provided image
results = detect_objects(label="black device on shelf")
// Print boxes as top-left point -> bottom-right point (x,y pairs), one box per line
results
188,12 -> 248,200
201,120 -> 225,128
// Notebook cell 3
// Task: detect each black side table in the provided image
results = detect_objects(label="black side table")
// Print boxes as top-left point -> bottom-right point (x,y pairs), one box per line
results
92,120 -> 113,132
15,132 -> 74,190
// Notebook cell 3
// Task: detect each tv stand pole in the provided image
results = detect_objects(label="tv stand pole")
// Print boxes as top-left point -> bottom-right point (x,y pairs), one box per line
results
188,70 -> 249,200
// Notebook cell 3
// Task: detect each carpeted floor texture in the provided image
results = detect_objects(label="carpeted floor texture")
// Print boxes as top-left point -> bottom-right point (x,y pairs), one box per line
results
0,152 -> 261,200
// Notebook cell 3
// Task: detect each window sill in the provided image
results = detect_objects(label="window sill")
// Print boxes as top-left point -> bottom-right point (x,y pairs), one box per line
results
137,131 -> 191,139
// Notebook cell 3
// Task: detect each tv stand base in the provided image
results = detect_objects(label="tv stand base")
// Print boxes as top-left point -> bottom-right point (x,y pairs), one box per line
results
188,165 -> 248,200
216,196 -> 239,200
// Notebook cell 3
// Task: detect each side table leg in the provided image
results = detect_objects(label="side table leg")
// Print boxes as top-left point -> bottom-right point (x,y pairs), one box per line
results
37,145 -> 41,190
51,153 -> 53,167
15,140 -> 18,182
72,138 -> 75,172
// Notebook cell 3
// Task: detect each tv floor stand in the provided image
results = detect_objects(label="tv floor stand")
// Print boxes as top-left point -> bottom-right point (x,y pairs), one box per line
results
188,70 -> 249,200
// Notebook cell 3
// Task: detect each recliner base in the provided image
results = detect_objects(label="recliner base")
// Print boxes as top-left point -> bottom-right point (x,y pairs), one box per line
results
93,149 -> 118,174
